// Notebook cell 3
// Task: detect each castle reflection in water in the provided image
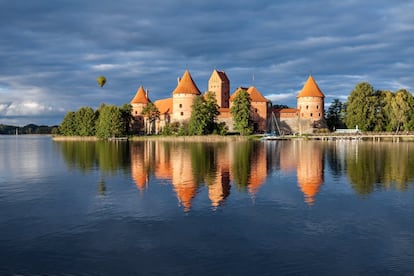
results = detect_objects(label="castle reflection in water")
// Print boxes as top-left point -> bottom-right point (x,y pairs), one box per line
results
130,140 -> 324,211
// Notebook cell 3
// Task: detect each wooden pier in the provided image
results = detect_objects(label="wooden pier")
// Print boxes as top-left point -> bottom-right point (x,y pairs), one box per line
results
304,133 -> 414,142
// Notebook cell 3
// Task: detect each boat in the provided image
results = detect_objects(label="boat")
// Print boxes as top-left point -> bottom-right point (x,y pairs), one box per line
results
261,112 -> 285,140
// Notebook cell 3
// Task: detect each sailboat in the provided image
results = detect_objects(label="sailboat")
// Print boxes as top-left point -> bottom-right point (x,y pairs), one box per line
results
262,112 -> 284,140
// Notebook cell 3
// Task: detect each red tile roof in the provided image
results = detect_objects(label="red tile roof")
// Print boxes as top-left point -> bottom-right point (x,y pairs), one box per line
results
154,98 -> 173,114
173,70 -> 201,95
229,87 -> 249,101
297,76 -> 325,98
247,86 -> 270,102
131,86 -> 151,104
229,86 -> 269,102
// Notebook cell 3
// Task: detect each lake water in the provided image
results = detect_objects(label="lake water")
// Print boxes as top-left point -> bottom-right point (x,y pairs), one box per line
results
1,135 -> 414,275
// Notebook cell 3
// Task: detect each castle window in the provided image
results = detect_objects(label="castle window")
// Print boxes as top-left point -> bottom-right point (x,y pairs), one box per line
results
255,108 -> 258,113
319,113 -> 321,117
179,104 -> 182,108
310,113 -> 313,117
180,112 -> 184,116
306,105 -> 309,109
135,111 -> 138,115
317,105 -> 319,109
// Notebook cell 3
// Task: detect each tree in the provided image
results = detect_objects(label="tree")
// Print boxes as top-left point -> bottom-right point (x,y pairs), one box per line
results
95,104 -> 124,139
345,82 -> 379,131
60,111 -> 77,136
75,107 -> 97,136
389,89 -> 414,133
141,102 -> 160,134
120,104 -> 132,135
188,95 -> 208,135
325,99 -> 346,131
204,91 -> 220,133
231,89 -> 252,135
272,104 -> 289,109
188,92 -> 220,135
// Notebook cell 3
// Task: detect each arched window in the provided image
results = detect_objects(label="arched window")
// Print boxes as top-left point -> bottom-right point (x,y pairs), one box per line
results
310,113 -> 313,117
180,112 -> 184,116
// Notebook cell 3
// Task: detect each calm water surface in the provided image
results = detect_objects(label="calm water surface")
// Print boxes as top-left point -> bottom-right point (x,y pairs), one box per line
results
1,135 -> 414,275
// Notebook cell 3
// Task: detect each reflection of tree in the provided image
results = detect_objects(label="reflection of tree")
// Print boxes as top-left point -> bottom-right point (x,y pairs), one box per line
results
98,179 -> 106,195
326,142 -> 345,177
190,143 -> 220,185
57,140 -> 130,173
346,142 -> 414,194
232,141 -> 253,191
381,143 -> 414,191
96,141 -> 130,173
58,141 -> 97,171
346,143 -> 383,195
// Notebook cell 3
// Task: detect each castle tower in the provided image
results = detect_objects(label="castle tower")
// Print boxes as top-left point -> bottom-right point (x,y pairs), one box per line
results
131,85 -> 151,116
130,86 -> 151,133
296,75 -> 325,121
208,69 -> 230,108
172,70 -> 201,123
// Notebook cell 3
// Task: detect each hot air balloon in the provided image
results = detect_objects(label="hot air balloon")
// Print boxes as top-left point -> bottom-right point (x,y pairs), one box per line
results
97,76 -> 106,87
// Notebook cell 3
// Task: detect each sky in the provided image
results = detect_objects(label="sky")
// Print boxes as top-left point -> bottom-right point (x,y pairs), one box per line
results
0,0 -> 413,126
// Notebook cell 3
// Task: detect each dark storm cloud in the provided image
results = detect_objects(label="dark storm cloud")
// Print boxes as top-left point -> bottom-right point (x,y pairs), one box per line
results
0,0 -> 412,125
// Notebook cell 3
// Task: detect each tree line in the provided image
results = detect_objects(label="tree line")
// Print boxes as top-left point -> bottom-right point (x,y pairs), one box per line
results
0,124 -> 58,135
326,82 -> 414,132
59,103 -> 132,138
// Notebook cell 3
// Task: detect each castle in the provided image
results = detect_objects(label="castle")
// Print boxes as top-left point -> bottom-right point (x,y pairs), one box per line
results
130,69 -> 326,135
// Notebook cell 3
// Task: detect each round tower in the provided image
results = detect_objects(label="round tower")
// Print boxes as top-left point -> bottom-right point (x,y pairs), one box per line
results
297,75 -> 325,121
130,86 -> 151,133
172,70 -> 201,123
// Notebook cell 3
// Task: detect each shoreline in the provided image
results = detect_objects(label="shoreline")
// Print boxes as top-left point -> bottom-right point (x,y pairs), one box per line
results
51,135 -> 250,142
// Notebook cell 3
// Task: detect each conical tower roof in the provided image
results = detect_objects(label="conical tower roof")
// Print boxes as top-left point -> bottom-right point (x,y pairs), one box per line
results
131,86 -> 151,104
297,76 -> 325,98
173,70 -> 201,95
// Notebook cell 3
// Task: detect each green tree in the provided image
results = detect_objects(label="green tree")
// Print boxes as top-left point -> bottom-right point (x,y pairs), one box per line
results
75,107 -> 97,136
272,104 -> 289,109
231,89 -> 252,135
325,99 -> 346,131
188,92 -> 220,135
120,104 -> 132,135
204,91 -> 220,133
95,104 -> 124,139
389,89 -> 414,133
60,111 -> 77,136
345,82 -> 379,131
141,102 -> 160,134
188,96 -> 207,135
380,90 -> 394,131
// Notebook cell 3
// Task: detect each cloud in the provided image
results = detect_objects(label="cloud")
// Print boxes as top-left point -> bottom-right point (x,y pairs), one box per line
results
266,92 -> 299,105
